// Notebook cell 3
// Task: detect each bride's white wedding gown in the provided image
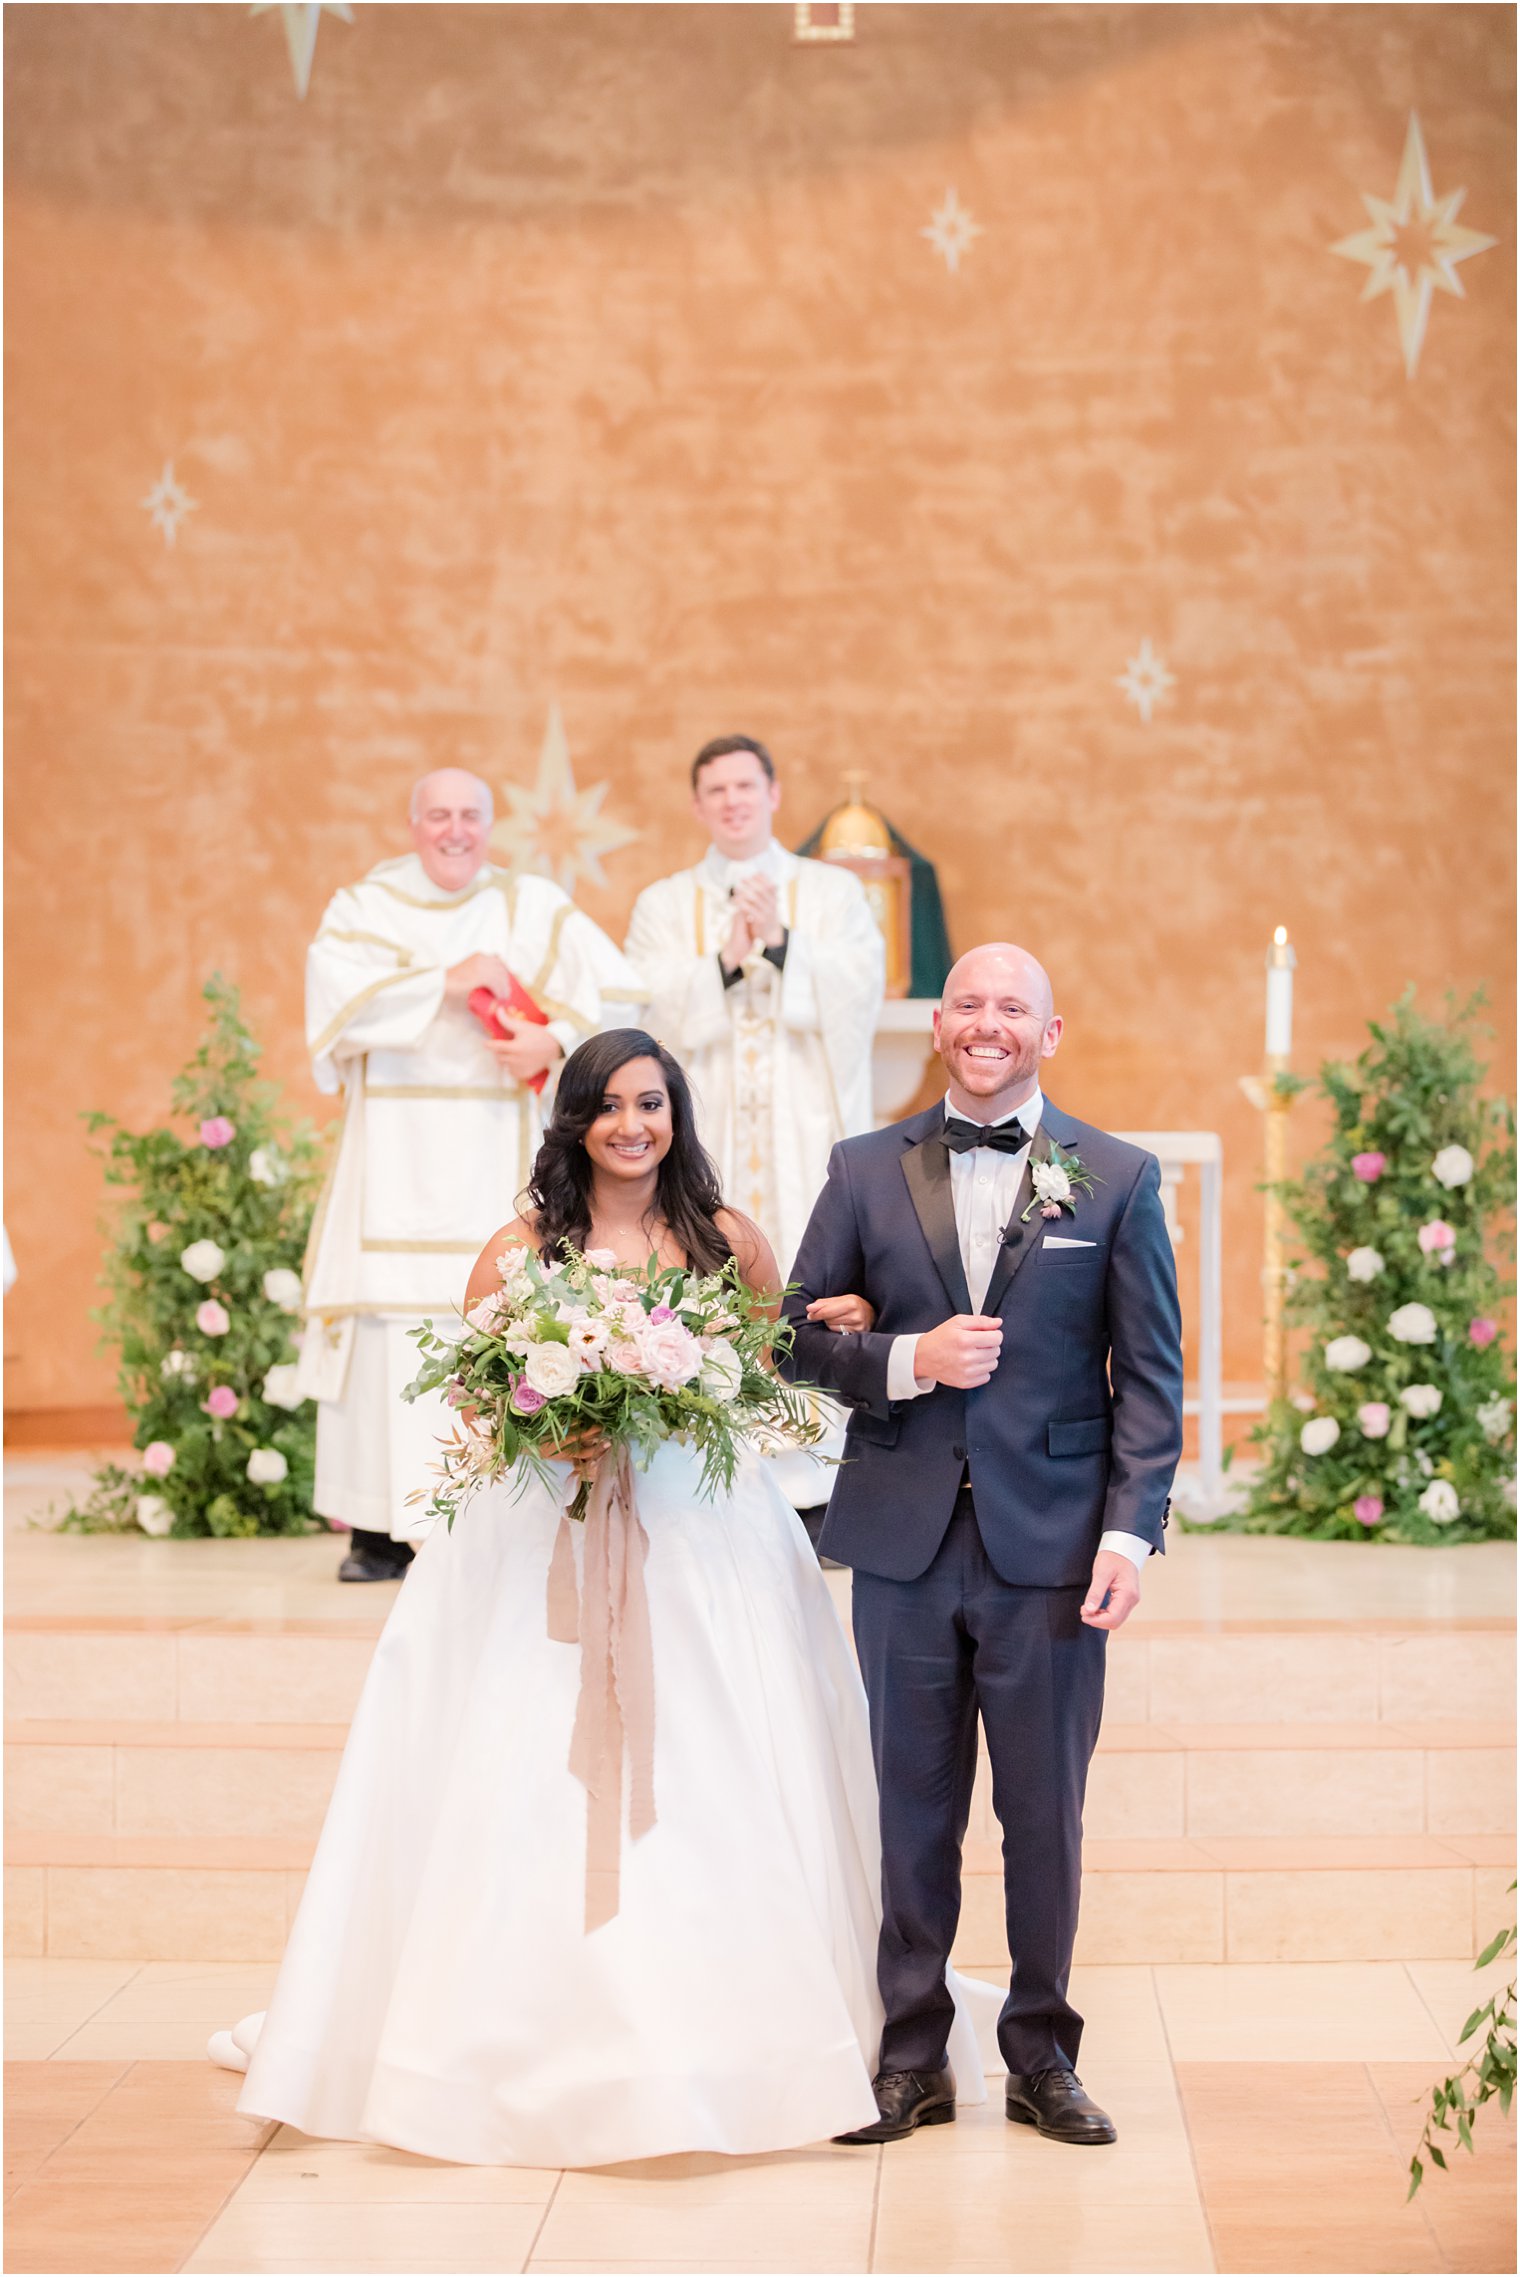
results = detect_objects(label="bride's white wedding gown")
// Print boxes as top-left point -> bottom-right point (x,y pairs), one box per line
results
233,1442 -> 998,2167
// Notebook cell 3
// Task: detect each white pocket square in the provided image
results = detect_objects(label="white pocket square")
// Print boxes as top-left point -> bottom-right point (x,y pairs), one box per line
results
1044,1236 -> 1097,1249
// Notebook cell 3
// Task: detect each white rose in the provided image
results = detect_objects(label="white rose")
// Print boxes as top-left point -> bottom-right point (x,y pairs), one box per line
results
135,1494 -> 174,1536
1417,1479 -> 1460,1524
698,1341 -> 744,1403
1299,1416 -> 1341,1456
246,1447 -> 289,1486
261,1364 -> 305,1411
522,1340 -> 582,1399
160,1348 -> 196,1382
1399,1382 -> 1443,1419
1432,1145 -> 1475,1190
262,1268 -> 304,1312
247,1148 -> 285,1187
1290,1390 -> 1317,1414
1476,1396 -> 1512,1444
180,1239 -> 225,1283
1388,1303 -> 1438,1346
1346,1247 -> 1384,1283
639,1319 -> 705,1391
1032,1162 -> 1073,1206
1324,1336 -> 1372,1373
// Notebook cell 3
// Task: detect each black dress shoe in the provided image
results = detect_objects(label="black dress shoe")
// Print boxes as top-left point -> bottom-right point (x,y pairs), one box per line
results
1005,2067 -> 1116,2144
336,1532 -> 415,1584
834,2068 -> 956,2144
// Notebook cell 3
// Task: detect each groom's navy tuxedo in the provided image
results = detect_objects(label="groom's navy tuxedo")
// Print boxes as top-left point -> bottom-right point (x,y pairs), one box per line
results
780,1096 -> 1183,2080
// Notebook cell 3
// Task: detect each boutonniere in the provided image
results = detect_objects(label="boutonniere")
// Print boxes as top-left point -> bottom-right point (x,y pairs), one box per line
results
1021,1138 -> 1102,1223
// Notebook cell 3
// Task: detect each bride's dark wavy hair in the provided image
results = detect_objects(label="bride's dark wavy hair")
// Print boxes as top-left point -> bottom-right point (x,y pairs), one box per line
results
526,1029 -> 733,1274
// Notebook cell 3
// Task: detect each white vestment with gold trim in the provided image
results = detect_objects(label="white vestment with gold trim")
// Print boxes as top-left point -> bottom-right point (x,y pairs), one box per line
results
298,855 -> 643,1539
624,843 -> 884,1508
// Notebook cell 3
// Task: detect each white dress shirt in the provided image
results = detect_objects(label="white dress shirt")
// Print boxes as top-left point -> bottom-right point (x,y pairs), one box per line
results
885,1092 -> 1152,1575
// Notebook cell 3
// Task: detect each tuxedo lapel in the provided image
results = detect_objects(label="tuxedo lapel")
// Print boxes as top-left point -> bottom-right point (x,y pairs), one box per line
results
900,1133 -> 973,1317
981,1123 -> 1052,1318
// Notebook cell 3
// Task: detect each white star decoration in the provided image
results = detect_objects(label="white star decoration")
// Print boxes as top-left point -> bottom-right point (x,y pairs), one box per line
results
1115,639 -> 1175,725
922,189 -> 982,276
493,704 -> 639,895
1331,113 -> 1497,379
250,3 -> 353,101
140,461 -> 198,548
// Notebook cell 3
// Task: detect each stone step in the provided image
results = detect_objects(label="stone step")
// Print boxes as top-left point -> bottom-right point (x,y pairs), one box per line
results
6,1716 -> 1513,1845
6,1829 -> 1510,1966
7,1614 -> 1514,1727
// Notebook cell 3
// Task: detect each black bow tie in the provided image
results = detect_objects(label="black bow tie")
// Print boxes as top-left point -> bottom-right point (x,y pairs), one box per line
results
943,1116 -> 1034,1156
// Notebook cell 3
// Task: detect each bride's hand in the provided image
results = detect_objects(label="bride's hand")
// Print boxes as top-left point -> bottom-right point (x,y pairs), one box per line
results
542,1424 -> 609,1476
805,1294 -> 876,1335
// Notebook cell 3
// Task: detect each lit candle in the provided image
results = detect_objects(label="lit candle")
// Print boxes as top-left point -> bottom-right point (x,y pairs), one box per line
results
1265,926 -> 1295,1058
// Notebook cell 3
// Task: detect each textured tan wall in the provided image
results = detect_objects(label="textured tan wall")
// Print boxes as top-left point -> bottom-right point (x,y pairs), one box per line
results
5,3 -> 1514,1416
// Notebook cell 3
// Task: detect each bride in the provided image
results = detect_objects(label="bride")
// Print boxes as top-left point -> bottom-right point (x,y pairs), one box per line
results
227,1029 -> 993,2167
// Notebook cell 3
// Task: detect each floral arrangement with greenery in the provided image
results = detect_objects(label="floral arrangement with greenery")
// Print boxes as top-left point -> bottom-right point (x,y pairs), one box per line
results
1228,992 -> 1515,1544
62,977 -> 325,1538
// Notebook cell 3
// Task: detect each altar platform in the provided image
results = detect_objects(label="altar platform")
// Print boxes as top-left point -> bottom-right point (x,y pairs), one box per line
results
5,1457 -> 1514,2273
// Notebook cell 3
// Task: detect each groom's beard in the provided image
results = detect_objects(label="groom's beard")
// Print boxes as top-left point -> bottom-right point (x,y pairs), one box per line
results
950,1031 -> 1041,1097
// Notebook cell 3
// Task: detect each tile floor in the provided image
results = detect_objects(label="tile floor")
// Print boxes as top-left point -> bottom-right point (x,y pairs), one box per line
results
4,1957 -> 1514,2273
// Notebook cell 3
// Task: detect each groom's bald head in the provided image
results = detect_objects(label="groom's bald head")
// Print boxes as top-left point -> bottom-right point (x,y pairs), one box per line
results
936,943 -> 1062,1113
942,943 -> 1055,1024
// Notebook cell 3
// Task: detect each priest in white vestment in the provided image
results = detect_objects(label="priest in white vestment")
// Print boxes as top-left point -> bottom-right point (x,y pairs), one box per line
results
299,769 -> 643,1580
624,735 -> 884,1509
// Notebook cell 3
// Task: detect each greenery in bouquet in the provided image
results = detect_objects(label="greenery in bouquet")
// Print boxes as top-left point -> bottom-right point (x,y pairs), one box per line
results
1231,991 -> 1515,1545
403,1242 -> 823,1527
62,977 -> 325,1538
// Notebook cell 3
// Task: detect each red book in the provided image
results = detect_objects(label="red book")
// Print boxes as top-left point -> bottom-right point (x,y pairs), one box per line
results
468,979 -> 552,1094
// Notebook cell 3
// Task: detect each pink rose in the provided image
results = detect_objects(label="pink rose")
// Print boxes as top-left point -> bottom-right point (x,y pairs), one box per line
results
639,1319 -> 703,1390
607,1336 -> 645,1373
1351,1152 -> 1386,1182
648,1304 -> 676,1324
1418,1220 -> 1456,1255
466,1290 -> 510,1332
1469,1318 -> 1499,1347
583,1248 -> 619,1270
1353,1496 -> 1384,1527
142,1440 -> 176,1477
196,1299 -> 230,1336
199,1117 -> 236,1149
202,1385 -> 238,1419
1357,1401 -> 1391,1439
510,1378 -> 547,1415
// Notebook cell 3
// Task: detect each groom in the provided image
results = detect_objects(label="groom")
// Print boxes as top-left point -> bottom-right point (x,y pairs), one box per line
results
781,942 -> 1182,2146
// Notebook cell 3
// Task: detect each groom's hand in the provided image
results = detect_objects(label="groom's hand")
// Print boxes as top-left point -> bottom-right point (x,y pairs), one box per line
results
1080,1550 -> 1142,1631
914,1315 -> 1003,1388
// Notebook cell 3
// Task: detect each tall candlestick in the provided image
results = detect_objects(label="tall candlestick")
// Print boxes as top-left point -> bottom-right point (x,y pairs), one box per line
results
1265,926 -> 1295,1057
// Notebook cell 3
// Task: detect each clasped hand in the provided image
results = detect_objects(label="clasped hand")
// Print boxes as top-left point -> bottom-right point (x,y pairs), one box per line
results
721,877 -> 785,972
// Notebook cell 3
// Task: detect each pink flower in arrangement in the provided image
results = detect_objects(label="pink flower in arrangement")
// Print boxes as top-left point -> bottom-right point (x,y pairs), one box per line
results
195,1299 -> 230,1336
202,1386 -> 238,1419
1418,1220 -> 1456,1255
1357,1402 -> 1392,1439
199,1117 -> 236,1149
142,1441 -> 176,1477
510,1378 -> 547,1415
1351,1152 -> 1387,1182
1041,1203 -> 1063,1220
1469,1318 -> 1499,1347
1353,1496 -> 1384,1527
648,1304 -> 676,1325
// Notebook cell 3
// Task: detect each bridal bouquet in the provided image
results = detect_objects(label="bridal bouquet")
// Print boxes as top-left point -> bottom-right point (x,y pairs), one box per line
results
402,1243 -> 822,1528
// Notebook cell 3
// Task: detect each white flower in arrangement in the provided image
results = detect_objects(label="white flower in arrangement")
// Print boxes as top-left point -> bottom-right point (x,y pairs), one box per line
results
698,1341 -> 744,1404
1031,1161 -> 1073,1208
1431,1144 -> 1475,1189
1417,1479 -> 1460,1524
1324,1336 -> 1372,1373
522,1341 -> 582,1399
1346,1247 -> 1385,1282
1504,1476 -> 1518,1512
1399,1383 -> 1443,1419
247,1148 -> 285,1187
180,1239 -> 225,1283
1414,1450 -> 1435,1476
1290,1390 -> 1317,1414
1476,1397 -> 1512,1444
582,1248 -> 620,1270
160,1348 -> 197,1382
246,1447 -> 289,1486
262,1268 -> 304,1312
568,1316 -> 612,1369
1388,1302 -> 1438,1346
1299,1416 -> 1341,1456
639,1319 -> 705,1391
261,1364 -> 305,1411
135,1494 -> 174,1536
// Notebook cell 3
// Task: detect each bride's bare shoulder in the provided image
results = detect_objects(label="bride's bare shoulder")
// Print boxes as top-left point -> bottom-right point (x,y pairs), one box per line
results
465,1216 -> 540,1307
714,1208 -> 779,1297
